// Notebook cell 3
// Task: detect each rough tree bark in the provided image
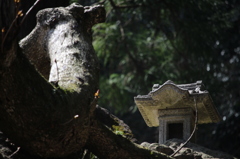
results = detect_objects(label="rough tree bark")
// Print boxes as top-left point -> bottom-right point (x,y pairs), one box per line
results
0,1 -> 172,159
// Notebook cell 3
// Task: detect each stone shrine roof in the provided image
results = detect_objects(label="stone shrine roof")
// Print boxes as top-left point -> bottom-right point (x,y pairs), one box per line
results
134,80 -> 221,127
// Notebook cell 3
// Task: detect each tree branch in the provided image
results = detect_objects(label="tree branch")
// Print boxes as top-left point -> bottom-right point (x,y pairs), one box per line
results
87,106 -> 174,159
0,3 -> 104,157
20,0 -> 41,25
0,2 -> 173,159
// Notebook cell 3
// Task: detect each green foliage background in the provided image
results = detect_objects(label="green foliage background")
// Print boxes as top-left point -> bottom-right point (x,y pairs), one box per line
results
78,0 -> 240,157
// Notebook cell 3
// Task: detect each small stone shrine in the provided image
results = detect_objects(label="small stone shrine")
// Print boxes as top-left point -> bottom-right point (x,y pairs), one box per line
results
134,80 -> 221,144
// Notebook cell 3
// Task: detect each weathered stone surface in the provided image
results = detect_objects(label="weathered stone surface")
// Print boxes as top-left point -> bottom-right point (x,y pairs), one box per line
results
134,80 -> 221,127
156,144 -> 174,155
140,142 -> 174,155
140,142 -> 151,148
141,139 -> 237,159
158,107 -> 195,144
165,138 -> 236,159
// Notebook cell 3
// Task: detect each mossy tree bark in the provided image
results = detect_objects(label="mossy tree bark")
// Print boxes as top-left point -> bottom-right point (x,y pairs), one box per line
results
0,1 -> 172,159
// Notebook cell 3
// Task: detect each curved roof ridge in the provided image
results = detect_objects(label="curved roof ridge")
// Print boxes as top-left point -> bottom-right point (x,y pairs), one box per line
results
134,80 -> 221,127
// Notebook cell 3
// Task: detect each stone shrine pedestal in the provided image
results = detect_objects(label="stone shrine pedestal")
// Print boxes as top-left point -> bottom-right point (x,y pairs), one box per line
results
158,107 -> 195,144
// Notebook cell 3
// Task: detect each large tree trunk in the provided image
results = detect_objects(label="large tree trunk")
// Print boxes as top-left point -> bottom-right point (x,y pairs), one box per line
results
0,1 -> 172,159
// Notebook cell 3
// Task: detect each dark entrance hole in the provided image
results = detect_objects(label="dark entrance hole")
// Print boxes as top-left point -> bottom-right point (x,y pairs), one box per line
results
167,123 -> 183,139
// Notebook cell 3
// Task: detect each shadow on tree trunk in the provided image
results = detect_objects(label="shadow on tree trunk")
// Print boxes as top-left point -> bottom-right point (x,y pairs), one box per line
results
0,1 -> 173,159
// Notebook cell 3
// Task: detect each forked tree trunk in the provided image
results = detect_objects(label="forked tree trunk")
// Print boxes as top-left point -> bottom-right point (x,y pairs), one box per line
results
0,1 -> 172,159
